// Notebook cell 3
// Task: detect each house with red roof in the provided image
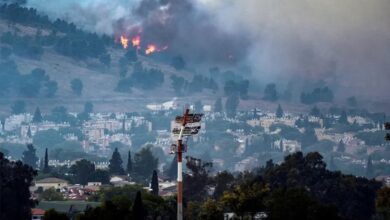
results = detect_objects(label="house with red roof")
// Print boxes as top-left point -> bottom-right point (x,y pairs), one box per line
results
31,208 -> 45,220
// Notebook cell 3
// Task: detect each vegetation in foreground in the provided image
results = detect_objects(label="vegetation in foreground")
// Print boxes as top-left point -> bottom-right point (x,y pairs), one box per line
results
2,151 -> 390,220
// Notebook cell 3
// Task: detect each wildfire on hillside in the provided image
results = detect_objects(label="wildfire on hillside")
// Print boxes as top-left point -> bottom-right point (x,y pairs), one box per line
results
145,44 -> 156,55
120,35 -> 129,49
145,44 -> 168,55
118,34 -> 168,55
132,36 -> 141,48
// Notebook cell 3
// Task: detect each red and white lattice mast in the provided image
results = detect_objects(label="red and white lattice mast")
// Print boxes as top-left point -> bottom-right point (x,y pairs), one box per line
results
171,108 -> 203,220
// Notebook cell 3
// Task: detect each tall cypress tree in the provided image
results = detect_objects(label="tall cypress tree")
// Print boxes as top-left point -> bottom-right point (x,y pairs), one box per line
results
366,156 -> 374,178
132,191 -> 146,220
109,148 -> 125,175
43,148 -> 50,173
127,150 -> 133,174
26,126 -> 32,138
276,104 -> 284,118
122,118 -> 126,133
0,118 -> 5,131
337,140 -> 346,153
150,170 -> 159,196
279,139 -> 284,151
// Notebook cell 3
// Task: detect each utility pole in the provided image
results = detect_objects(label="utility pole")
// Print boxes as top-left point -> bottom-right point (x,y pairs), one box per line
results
171,108 -> 203,220
176,109 -> 187,220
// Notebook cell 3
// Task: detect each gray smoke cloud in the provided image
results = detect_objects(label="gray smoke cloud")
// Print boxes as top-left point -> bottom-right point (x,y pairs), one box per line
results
27,0 -> 140,34
206,0 -> 390,99
27,0 -> 251,64
25,0 -> 390,100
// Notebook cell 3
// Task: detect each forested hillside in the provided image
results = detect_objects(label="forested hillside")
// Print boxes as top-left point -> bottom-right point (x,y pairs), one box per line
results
0,3 -> 232,113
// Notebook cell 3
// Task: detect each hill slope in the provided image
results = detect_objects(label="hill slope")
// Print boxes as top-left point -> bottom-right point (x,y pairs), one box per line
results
0,9 -> 217,113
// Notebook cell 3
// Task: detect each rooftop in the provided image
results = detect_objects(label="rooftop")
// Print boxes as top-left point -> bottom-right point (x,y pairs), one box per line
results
31,208 -> 45,216
35,177 -> 69,184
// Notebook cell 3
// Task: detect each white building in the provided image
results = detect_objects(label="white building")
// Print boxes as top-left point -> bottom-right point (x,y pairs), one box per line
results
35,178 -> 69,190
5,114 -> 32,131
348,116 -> 372,125
20,122 -> 70,138
83,119 -> 122,133
31,208 -> 45,220
203,105 -> 212,112
146,98 -> 178,111
87,182 -> 102,187
274,139 -> 301,153
110,176 -> 134,187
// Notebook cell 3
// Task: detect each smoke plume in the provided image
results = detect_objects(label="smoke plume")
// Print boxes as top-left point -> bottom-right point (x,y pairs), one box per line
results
206,0 -> 390,99
25,0 -> 390,99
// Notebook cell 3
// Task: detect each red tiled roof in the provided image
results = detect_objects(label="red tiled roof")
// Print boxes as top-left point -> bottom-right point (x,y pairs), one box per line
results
31,208 -> 45,216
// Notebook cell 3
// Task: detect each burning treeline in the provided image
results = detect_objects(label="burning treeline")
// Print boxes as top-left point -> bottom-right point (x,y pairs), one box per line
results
24,0 -> 250,65
108,0 -> 249,63
118,34 -> 168,55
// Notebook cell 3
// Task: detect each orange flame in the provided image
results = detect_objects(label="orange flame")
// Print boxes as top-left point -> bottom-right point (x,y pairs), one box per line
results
118,35 -> 168,55
120,35 -> 129,49
145,44 -> 157,55
132,36 -> 141,48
